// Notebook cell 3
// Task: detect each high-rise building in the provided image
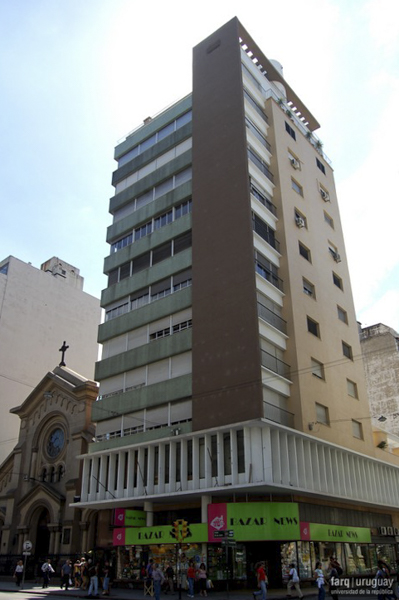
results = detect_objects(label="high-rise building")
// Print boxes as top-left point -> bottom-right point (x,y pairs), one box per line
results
77,19 -> 399,585
0,255 -> 101,464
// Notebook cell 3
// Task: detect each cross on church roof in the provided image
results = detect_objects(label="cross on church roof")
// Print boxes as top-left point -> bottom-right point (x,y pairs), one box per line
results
59,341 -> 69,366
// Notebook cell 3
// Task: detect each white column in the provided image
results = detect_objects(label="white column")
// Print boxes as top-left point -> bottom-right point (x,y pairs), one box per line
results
99,455 -> 107,500
81,458 -> 90,501
109,452 -> 117,498
147,446 -> 155,495
170,442 -> 177,491
127,449 -> 135,497
180,439 -> 188,491
204,434 -> 212,488
144,501 -> 153,526
192,436 -> 200,489
158,444 -> 165,494
217,431 -> 224,486
117,451 -> 126,498
231,429 -> 238,485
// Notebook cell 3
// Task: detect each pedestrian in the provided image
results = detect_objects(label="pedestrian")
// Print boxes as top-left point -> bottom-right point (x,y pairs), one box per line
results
87,560 -> 100,597
41,558 -> 54,588
102,560 -> 114,596
153,562 -> 165,600
328,559 -> 339,600
73,559 -> 81,588
287,563 -> 303,599
314,562 -> 325,600
61,558 -> 72,590
197,563 -> 208,597
180,553 -> 189,592
253,561 -> 268,600
81,558 -> 89,590
187,560 -> 196,598
13,560 -> 23,587
165,562 -> 175,594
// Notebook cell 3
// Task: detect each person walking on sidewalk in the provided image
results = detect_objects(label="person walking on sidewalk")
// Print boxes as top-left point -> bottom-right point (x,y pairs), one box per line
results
253,561 -> 268,600
61,558 -> 72,590
153,562 -> 165,600
13,560 -> 24,587
287,563 -> 303,599
41,558 -> 54,588
314,562 -> 326,600
187,561 -> 196,598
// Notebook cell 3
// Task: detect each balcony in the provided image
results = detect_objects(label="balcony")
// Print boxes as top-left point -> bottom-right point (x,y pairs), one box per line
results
257,302 -> 287,334
261,349 -> 290,379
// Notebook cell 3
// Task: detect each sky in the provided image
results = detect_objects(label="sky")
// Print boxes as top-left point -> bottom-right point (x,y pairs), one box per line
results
1,0 -> 398,332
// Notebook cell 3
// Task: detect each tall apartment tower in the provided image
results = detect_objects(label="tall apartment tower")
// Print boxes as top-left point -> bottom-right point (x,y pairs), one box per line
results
78,19 -> 399,583
0,255 -> 101,464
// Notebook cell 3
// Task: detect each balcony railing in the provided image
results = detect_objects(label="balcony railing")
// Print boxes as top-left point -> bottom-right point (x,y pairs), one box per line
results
255,261 -> 283,292
263,401 -> 294,428
248,148 -> 274,184
261,349 -> 290,379
257,302 -> 287,334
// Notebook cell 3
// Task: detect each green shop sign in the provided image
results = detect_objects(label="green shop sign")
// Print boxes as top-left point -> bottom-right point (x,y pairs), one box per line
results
118,522 -> 208,545
309,523 -> 371,543
226,503 -> 300,541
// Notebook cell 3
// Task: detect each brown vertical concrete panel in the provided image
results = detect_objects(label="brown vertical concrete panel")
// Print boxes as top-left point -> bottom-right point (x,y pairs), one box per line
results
191,18 -> 263,430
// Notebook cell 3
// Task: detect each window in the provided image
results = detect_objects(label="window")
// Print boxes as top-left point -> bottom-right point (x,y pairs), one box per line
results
285,121 -> 296,140
255,251 -> 282,290
311,358 -> 325,380
253,213 -> 278,250
328,242 -> 341,262
174,231 -> 192,254
324,211 -> 334,228
342,341 -> 353,360
245,117 -> 270,151
347,379 -> 358,398
133,252 -> 151,273
248,147 -> 274,183
152,241 -> 172,265
319,186 -> 330,202
289,151 -> 301,170
316,157 -> 326,174
291,178 -> 303,196
299,242 -> 311,262
250,179 -> 277,215
295,209 -> 307,229
352,420 -> 363,439
333,272 -> 343,290
119,262 -> 131,280
307,316 -> 320,337
337,305 -> 348,324
316,403 -> 329,425
303,278 -> 315,298
0,263 -> 8,275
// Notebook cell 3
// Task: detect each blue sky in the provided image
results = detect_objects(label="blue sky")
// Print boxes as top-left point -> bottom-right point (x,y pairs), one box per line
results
1,0 -> 398,331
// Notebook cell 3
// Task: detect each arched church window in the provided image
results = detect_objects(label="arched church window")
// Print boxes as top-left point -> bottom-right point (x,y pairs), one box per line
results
41,468 -> 47,482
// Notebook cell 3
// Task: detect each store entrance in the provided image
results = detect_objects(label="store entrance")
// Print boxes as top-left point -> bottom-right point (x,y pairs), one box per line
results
246,542 -> 282,589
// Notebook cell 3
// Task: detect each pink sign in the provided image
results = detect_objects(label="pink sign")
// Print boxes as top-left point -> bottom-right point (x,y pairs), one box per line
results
114,508 -> 125,526
113,528 -> 125,545
208,503 -> 227,543
300,521 -> 310,540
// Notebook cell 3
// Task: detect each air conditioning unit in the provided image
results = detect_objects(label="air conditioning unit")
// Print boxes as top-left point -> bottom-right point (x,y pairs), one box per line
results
295,216 -> 305,228
387,527 -> 394,535
334,253 -> 341,263
320,188 -> 330,201
290,158 -> 300,170
378,526 -> 387,535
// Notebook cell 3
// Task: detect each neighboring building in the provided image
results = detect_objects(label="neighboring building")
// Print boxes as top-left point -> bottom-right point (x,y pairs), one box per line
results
76,18 -> 399,586
0,256 -> 101,464
0,366 -> 98,571
360,323 -> 399,445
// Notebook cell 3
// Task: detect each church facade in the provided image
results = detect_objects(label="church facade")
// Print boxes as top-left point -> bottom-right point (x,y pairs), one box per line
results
0,365 -> 98,572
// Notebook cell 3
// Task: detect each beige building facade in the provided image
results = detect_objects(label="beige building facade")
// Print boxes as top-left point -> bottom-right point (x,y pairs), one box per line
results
0,256 -> 101,464
75,19 -> 399,587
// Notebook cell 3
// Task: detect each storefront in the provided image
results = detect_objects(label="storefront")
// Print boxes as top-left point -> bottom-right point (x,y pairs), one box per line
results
110,503 -> 397,587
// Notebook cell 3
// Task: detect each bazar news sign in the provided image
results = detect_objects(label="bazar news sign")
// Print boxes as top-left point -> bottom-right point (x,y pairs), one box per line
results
113,523 -> 208,546
301,522 -> 371,543
114,509 -> 146,527
208,502 -> 300,542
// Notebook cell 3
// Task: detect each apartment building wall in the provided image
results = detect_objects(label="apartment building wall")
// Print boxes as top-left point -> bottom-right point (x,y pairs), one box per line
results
0,255 -> 101,464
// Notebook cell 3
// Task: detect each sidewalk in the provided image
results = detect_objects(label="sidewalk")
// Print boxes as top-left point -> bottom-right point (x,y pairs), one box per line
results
0,577 -> 319,600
